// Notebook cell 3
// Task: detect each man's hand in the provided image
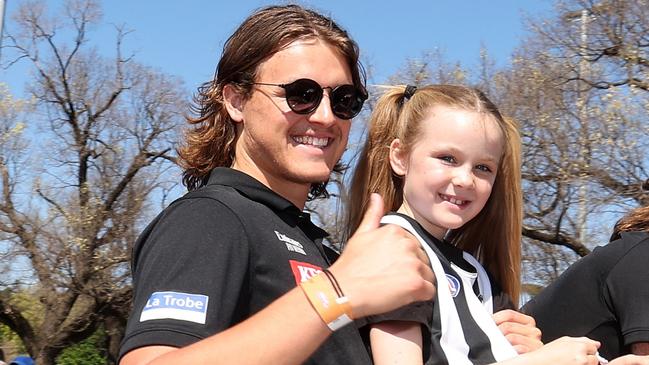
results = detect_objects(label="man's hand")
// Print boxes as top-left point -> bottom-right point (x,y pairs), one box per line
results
330,193 -> 436,319
493,309 -> 543,354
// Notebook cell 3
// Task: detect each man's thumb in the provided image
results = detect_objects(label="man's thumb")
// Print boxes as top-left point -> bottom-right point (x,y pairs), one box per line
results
356,193 -> 384,234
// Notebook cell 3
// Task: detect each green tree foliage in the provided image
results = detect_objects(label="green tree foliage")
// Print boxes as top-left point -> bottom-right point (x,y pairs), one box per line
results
56,330 -> 107,365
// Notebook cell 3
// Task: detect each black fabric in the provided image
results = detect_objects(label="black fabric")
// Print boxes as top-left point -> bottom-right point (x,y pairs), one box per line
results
363,213 -> 510,365
522,231 -> 649,360
119,168 -> 372,364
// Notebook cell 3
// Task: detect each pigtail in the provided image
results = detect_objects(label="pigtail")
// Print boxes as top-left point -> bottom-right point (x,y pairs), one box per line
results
485,116 -> 522,306
345,86 -> 412,239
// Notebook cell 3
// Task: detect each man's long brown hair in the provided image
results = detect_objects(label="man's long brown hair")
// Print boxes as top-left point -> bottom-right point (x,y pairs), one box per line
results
177,5 -> 365,199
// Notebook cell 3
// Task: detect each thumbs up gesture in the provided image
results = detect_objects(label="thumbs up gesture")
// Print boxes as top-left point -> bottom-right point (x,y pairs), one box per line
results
329,193 -> 436,318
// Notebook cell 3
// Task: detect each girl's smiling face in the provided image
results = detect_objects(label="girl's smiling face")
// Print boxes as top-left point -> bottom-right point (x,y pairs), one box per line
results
390,105 -> 504,240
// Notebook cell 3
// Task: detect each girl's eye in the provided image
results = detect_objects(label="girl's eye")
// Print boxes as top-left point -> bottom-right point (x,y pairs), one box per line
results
476,164 -> 493,173
439,155 -> 456,164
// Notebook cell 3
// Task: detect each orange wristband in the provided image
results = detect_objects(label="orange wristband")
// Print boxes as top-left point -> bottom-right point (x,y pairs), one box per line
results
300,272 -> 353,331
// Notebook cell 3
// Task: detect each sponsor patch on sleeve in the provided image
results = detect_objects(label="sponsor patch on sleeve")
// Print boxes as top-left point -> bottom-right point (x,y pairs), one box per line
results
140,291 -> 209,324
289,260 -> 322,285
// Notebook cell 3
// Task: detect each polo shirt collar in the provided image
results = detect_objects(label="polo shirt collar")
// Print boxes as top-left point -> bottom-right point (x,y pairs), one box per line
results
206,168 -> 325,231
207,167 -> 296,210
206,167 -> 333,260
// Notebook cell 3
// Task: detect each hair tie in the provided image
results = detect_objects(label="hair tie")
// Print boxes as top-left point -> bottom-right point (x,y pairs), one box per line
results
403,85 -> 417,100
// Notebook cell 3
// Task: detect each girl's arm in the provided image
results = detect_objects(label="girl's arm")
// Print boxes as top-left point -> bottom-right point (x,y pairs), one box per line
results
493,337 -> 600,365
370,321 -> 424,365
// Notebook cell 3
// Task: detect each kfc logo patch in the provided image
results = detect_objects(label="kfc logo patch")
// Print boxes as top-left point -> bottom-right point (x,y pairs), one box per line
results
289,260 -> 323,285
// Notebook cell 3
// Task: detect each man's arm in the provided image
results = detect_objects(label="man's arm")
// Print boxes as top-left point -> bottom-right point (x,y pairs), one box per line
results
120,287 -> 332,364
120,194 -> 436,365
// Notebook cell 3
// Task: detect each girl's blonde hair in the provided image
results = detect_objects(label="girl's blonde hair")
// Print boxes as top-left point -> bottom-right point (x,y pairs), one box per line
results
346,84 -> 522,305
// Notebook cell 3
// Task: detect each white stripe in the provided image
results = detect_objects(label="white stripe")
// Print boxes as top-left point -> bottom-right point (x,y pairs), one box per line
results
460,253 -> 517,361
463,252 -> 494,314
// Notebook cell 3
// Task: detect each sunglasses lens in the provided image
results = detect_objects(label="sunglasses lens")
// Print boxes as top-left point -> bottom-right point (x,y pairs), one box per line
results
331,85 -> 366,119
284,79 -> 323,114
280,78 -> 366,119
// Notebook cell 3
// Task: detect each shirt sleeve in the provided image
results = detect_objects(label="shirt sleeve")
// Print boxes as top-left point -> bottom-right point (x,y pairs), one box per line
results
362,301 -> 433,330
119,197 -> 250,358
606,238 -> 649,346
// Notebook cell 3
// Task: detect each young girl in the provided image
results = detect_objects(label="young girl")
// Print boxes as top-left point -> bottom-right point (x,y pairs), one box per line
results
346,84 -> 521,364
345,85 -> 633,365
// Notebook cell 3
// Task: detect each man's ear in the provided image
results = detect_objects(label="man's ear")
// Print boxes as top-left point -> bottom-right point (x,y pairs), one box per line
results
389,138 -> 408,176
223,84 -> 245,122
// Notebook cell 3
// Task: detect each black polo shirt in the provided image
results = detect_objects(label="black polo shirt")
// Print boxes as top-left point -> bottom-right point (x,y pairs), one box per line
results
522,231 -> 649,359
119,168 -> 372,364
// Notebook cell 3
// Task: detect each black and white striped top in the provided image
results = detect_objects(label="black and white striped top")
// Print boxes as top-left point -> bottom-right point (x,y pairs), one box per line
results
364,213 -> 518,365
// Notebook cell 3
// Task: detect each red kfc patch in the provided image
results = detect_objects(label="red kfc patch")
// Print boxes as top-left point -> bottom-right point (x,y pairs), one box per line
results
289,260 -> 323,285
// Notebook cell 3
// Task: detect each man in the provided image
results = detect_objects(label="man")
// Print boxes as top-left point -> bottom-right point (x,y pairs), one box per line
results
523,205 -> 649,361
118,5 -> 435,365
118,5 -> 541,364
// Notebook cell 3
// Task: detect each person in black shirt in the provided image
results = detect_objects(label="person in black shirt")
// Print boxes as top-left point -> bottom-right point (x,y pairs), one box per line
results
524,205 -> 649,361
118,5 -> 437,365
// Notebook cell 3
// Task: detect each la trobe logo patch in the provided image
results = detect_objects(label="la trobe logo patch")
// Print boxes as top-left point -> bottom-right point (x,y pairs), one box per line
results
140,291 -> 209,324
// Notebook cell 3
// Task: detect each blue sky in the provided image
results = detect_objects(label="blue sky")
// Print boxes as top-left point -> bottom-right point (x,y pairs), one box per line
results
1,0 -> 555,97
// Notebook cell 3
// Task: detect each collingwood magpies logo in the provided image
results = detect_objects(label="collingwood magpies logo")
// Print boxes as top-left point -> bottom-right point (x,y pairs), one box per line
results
275,230 -> 306,255
446,274 -> 461,297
